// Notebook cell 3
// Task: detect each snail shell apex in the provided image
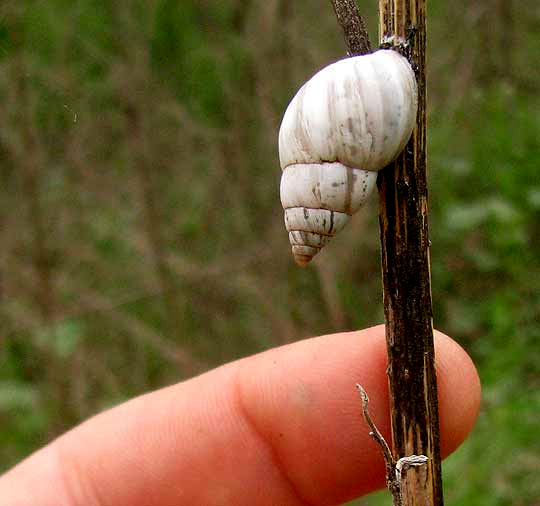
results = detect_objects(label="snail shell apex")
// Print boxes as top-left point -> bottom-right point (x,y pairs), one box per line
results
278,49 -> 418,266
281,162 -> 377,266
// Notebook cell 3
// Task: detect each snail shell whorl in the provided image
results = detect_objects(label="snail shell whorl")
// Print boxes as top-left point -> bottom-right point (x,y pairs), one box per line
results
280,162 -> 376,266
278,49 -> 418,266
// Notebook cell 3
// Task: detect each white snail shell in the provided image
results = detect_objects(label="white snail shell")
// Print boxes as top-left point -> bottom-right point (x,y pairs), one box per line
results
279,49 -> 418,266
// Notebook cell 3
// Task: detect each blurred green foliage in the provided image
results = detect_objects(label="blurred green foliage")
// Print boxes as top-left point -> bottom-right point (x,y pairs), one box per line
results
0,1 -> 538,504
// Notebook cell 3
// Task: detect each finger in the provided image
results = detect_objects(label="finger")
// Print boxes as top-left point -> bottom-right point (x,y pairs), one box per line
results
237,326 -> 480,504
0,325 -> 480,506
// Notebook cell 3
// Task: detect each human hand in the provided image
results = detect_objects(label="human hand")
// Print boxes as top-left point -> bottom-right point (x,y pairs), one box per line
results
0,325 -> 480,506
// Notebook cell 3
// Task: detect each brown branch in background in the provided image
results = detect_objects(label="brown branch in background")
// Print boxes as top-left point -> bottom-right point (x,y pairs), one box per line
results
331,0 -> 444,505
10,56 -> 80,434
13,63 -> 55,323
330,0 -> 372,55
76,290 -> 205,375
124,93 -> 184,356
315,259 -> 347,330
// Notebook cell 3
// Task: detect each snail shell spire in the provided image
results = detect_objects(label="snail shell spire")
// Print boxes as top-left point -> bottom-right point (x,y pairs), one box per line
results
278,49 -> 417,266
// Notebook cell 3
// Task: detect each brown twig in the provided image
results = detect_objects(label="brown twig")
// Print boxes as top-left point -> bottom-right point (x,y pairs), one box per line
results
377,0 -> 444,504
331,1 -> 443,505
330,0 -> 372,55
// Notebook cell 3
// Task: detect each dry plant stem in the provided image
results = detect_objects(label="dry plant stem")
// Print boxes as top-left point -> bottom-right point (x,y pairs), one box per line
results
330,0 -> 372,55
378,0 -> 444,505
330,0 -> 444,505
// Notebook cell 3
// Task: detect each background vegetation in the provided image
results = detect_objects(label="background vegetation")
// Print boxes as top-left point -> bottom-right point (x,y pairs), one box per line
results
0,1 -> 538,504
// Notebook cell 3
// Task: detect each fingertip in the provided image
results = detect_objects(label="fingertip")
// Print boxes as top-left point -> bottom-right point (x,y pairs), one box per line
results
238,325 -> 482,503
434,330 -> 482,456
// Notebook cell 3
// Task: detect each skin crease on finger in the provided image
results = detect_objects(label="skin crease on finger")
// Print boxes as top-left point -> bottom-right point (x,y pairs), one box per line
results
0,325 -> 481,506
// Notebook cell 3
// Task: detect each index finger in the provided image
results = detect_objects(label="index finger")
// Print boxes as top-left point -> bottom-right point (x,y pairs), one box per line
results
0,325 -> 480,506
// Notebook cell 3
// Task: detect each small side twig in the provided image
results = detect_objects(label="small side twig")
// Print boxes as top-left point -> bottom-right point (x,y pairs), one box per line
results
356,384 -> 394,480
330,0 -> 372,56
356,384 -> 428,506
